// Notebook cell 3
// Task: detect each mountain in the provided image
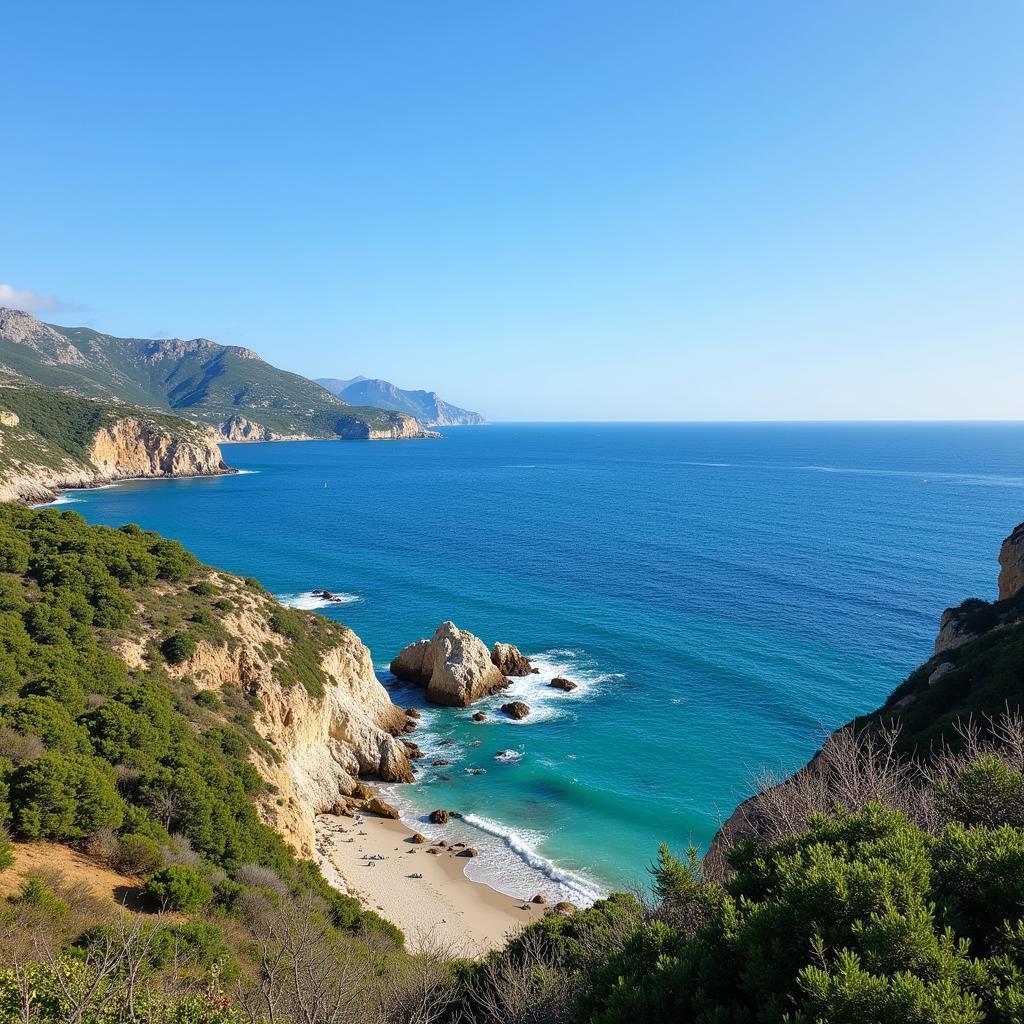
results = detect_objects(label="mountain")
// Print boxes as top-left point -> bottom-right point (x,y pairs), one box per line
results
0,308 -> 437,441
316,376 -> 486,426
0,378 -> 229,503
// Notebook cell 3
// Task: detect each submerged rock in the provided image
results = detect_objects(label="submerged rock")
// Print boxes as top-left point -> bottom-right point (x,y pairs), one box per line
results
390,622 -> 509,706
501,701 -> 530,720
491,642 -> 533,677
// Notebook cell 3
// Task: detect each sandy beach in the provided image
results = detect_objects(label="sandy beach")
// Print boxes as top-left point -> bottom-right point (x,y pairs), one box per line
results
316,812 -> 547,954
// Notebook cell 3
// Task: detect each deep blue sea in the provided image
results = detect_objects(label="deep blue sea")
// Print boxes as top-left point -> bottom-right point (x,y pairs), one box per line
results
51,423 -> 1024,902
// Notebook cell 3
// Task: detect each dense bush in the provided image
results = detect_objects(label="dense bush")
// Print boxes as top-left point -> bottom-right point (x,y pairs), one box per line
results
145,865 -> 214,912
160,632 -> 197,665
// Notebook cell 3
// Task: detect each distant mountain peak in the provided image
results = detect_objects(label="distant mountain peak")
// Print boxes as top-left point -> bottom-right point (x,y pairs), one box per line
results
316,376 -> 486,426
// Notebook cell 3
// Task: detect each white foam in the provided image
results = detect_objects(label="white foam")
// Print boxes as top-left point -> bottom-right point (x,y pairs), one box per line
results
462,813 -> 605,906
278,590 -> 360,610
233,469 -> 260,475
31,494 -> 80,508
494,749 -> 524,763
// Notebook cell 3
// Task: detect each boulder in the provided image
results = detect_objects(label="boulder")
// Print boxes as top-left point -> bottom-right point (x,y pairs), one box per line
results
550,901 -> 576,916
472,711 -> 487,722
456,847 -> 478,857
501,701 -> 530,720
491,642 -> 533,677
432,759 -> 452,766
367,796 -> 400,819
390,622 -> 509,706
405,707 -> 421,719
531,893 -> 547,904
427,847 -> 441,855
429,809 -> 450,824
549,677 -> 577,691
411,832 -> 427,844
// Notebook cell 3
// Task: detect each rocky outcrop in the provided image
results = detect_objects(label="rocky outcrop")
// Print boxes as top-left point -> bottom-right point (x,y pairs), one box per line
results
491,642 -> 533,676
934,605 -> 980,656
390,621 -> 509,706
999,522 -> 1024,601
132,580 -> 414,858
89,418 -> 228,479
550,677 -> 577,691
218,415 -> 276,442
501,701 -> 530,720
333,413 -> 440,441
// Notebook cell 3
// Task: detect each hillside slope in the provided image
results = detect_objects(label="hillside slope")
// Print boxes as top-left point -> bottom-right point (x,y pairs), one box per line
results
0,380 -> 229,503
0,308 -> 437,441
317,376 -> 486,425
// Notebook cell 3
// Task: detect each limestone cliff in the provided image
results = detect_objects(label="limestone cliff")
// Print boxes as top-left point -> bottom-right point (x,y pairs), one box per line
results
119,579 -> 414,858
0,383 -> 231,504
88,417 -> 227,479
333,413 -> 441,440
999,522 -> 1024,601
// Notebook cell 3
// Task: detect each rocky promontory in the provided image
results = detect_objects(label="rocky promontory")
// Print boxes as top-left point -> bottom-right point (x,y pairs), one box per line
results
0,383 -> 232,504
999,522 -> 1024,602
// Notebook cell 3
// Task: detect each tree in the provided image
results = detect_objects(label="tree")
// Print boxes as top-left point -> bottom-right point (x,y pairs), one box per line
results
9,753 -> 124,840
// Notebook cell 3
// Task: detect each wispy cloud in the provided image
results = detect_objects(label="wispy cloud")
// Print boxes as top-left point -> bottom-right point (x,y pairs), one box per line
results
0,283 -> 82,314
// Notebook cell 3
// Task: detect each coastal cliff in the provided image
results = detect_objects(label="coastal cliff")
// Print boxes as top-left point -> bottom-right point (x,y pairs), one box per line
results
116,576 -> 414,857
711,517 -> 1024,868
0,383 -> 231,504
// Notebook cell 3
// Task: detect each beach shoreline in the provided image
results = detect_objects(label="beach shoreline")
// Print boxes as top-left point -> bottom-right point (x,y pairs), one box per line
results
315,811 -> 548,955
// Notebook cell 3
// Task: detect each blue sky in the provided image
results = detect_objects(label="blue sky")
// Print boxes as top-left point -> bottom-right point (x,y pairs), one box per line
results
2,1 -> 1021,420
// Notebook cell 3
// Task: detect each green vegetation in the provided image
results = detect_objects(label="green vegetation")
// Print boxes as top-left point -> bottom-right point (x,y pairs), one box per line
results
0,310 -> 423,439
145,865 -> 214,912
0,381 -> 215,486
2,498 -> 1023,1022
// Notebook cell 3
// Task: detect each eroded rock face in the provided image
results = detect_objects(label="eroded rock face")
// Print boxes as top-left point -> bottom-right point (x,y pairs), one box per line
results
491,642 -> 533,677
999,522 -> 1024,601
155,583 -> 412,857
934,607 -> 980,656
219,415 -> 276,442
390,622 -> 508,706
89,418 -> 228,479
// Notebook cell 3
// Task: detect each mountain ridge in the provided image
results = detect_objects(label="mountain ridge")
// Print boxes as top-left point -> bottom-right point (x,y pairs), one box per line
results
0,308 -> 438,441
317,376 -> 486,426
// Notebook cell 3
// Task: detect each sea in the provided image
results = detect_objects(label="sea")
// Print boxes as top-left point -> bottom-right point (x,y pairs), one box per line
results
47,422 -> 1024,904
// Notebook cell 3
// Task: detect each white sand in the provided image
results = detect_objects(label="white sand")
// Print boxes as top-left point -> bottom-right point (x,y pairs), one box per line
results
316,812 -> 546,954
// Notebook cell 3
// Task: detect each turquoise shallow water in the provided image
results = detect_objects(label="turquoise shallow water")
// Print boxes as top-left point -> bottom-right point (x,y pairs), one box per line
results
53,423 -> 1024,901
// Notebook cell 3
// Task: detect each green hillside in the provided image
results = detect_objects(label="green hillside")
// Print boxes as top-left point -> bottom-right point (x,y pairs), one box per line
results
0,381 -> 220,488
0,308 -> 427,439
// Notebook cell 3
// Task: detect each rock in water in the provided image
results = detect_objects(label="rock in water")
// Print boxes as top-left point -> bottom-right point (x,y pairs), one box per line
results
549,677 -> 577,691
429,809 -> 450,824
472,711 -> 487,722
390,622 -> 508,706
491,642 -> 533,676
456,847 -> 479,857
501,701 -> 530,720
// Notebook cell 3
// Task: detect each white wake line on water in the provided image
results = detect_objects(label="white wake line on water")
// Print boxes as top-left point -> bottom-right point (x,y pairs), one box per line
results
233,469 -> 260,475
277,590 -> 361,610
463,813 -> 606,905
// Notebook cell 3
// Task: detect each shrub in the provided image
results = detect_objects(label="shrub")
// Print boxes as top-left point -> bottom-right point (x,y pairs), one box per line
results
14,876 -> 70,917
0,824 -> 13,872
194,690 -> 220,708
113,833 -> 164,876
161,632 -> 197,665
145,865 -> 214,912
190,582 -> 216,597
